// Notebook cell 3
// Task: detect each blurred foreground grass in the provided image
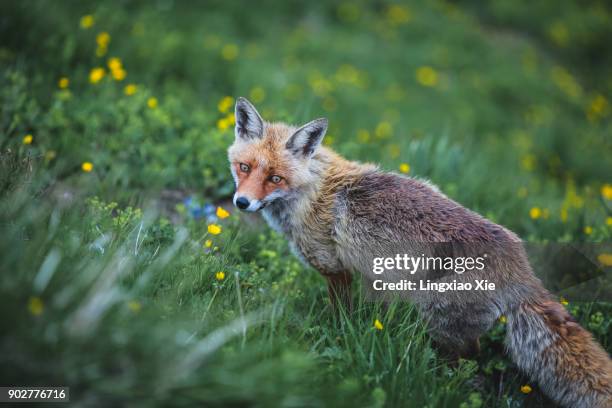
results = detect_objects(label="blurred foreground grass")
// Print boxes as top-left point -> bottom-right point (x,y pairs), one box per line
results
0,1 -> 611,407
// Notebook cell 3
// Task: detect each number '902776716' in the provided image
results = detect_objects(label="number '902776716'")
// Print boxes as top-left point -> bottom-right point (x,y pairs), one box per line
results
0,387 -> 69,402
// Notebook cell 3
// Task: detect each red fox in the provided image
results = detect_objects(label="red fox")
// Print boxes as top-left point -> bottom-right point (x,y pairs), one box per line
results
227,97 -> 612,407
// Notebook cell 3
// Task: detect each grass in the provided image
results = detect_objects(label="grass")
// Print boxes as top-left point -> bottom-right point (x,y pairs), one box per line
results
0,1 -> 610,407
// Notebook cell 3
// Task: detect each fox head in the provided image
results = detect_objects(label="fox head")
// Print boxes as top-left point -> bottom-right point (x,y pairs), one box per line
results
227,97 -> 328,212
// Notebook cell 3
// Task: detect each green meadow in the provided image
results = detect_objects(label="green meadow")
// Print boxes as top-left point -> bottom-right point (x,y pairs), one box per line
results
0,1 -> 610,406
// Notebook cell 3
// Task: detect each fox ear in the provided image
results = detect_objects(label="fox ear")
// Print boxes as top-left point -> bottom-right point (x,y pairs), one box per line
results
235,97 -> 264,140
286,118 -> 328,158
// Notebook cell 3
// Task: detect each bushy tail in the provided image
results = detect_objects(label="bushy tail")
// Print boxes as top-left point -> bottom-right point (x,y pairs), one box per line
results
506,299 -> 612,407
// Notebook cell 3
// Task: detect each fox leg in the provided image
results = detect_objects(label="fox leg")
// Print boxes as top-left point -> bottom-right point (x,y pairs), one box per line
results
423,301 -> 496,360
465,337 -> 481,357
324,271 -> 353,312
431,333 -> 481,361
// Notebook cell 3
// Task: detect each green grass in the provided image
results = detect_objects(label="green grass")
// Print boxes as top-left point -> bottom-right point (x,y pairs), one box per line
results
0,1 -> 610,407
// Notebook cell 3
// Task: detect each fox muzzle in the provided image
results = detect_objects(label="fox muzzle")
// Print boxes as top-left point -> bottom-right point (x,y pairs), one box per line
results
233,195 -> 263,212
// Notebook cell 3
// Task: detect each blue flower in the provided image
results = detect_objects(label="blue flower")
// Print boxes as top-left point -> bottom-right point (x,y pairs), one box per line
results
183,197 -> 215,220
203,204 -> 216,215
184,196 -> 205,219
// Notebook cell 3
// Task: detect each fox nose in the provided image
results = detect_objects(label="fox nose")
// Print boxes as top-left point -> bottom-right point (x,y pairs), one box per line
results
235,197 -> 250,210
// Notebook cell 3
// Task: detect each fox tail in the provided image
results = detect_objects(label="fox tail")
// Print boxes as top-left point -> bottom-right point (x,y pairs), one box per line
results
506,299 -> 612,407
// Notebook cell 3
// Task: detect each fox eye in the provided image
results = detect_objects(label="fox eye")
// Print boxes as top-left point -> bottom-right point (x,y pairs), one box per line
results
239,163 -> 250,173
269,175 -> 283,184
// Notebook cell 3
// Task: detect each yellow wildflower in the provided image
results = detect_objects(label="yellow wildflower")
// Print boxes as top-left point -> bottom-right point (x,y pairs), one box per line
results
520,385 -> 532,394
357,129 -> 370,143
309,76 -> 333,97
216,207 -> 230,219
250,87 -> 266,103
204,239 -> 213,248
208,224 -> 222,235
416,66 -> 438,87
96,47 -> 107,57
499,315 -> 507,323
584,226 -> 593,235
111,68 -> 126,81
217,117 -> 230,131
399,163 -> 410,174
375,121 -> 392,139
45,150 -> 56,162
336,64 -> 360,85
587,95 -> 609,122
107,57 -> 126,81
386,5 -> 411,25
560,296 -> 569,306
374,319 -> 384,330
22,134 -> 33,145
80,14 -> 94,29
96,32 -> 110,47
521,154 -> 536,171
590,95 -> 608,115
127,300 -> 141,313
124,84 -> 137,96
607,217 -> 612,226
28,296 -> 44,316
81,162 -> 94,172
601,184 -> 612,200
597,253 -> 612,267
218,96 -> 234,113
95,32 -> 110,57
107,57 -> 122,71
551,66 -> 582,99
221,44 -> 239,61
58,77 -> 69,89
89,67 -> 105,84
560,207 -> 568,223
147,97 -> 158,109
215,271 -> 226,281
548,21 -> 569,47
388,144 -> 400,159
529,207 -> 541,220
